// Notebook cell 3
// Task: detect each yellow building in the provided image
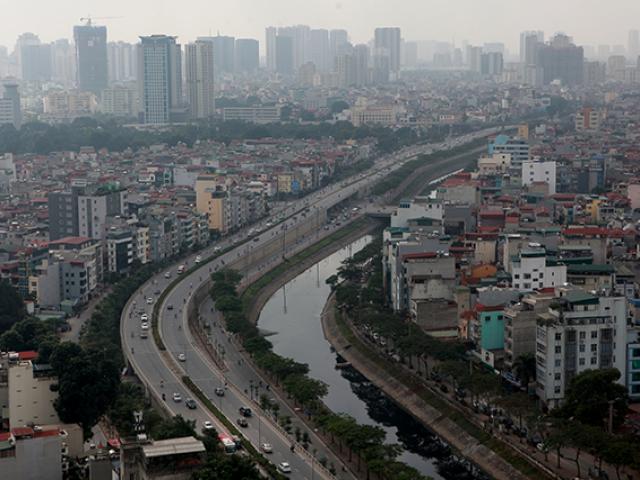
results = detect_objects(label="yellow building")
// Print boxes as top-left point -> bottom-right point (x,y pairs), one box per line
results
195,175 -> 228,233
277,173 -> 293,194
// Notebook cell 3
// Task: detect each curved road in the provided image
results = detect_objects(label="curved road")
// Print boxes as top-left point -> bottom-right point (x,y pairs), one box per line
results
121,126 -> 505,479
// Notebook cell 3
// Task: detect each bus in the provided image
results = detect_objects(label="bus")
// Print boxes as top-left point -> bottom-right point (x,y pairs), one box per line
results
218,433 -> 236,454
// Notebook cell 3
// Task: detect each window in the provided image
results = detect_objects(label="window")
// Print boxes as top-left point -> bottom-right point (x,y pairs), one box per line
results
579,344 -> 585,353
539,272 -> 544,278
633,348 -> 640,358
632,372 -> 640,382
514,274 -> 520,279
554,373 -> 561,380
554,386 -> 561,394
590,357 -> 597,365
591,344 -> 598,352
524,273 -> 531,279
555,346 -> 562,354
579,358 -> 585,366
555,333 -> 562,341
580,332 -> 586,340
591,331 -> 598,339
555,359 -> 561,367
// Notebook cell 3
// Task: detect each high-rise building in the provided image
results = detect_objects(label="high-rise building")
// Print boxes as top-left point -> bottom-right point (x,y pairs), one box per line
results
519,31 -> 543,64
265,27 -> 277,71
354,44 -> 370,86
480,52 -> 503,76
275,35 -> 294,75
629,30 -> 640,61
309,29 -> 330,72
16,33 -> 51,82
0,46 -> 8,78
235,39 -> 259,74
277,25 -> 310,70
185,40 -> 215,119
138,35 -> 183,124
466,45 -> 483,73
211,36 -> 235,74
374,27 -> 401,74
50,39 -> 76,87
74,24 -> 108,94
537,34 -> 584,85
335,53 -> 356,87
402,41 -> 418,68
0,82 -> 22,129
107,41 -> 137,83
329,29 -> 349,68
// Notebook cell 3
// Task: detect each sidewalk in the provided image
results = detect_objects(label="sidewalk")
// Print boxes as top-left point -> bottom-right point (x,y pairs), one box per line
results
61,287 -> 112,343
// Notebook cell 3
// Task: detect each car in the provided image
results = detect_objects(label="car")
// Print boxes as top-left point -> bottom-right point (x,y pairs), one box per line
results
185,398 -> 197,409
195,255 -> 202,264
214,387 -> 225,397
213,246 -> 221,253
146,297 -> 153,304
141,322 -> 149,330
172,393 -> 182,402
261,443 -> 273,453
278,462 -> 292,474
177,353 -> 186,362
167,304 -> 173,311
236,418 -> 248,428
202,421 -> 214,430
239,406 -> 252,417
164,271 -> 171,279
140,313 -> 148,322
154,289 -> 161,295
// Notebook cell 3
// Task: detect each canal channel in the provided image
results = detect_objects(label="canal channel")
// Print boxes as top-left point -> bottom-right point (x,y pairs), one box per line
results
257,236 -> 487,480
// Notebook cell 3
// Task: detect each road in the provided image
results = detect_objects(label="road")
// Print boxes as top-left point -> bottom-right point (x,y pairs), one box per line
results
121,126 -> 507,479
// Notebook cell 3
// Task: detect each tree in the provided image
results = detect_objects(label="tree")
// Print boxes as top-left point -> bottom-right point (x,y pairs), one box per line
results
330,100 -> 349,114
602,438 -> 638,480
52,345 -> 120,438
192,450 -> 261,480
0,280 -> 26,333
556,368 -> 628,429
151,415 -> 196,440
512,353 -> 536,388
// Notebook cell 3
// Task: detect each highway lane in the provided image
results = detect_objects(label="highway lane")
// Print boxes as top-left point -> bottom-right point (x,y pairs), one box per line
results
121,126 -> 506,478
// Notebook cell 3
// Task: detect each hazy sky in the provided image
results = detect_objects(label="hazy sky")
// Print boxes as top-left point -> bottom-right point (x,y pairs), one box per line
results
3,0 -> 640,52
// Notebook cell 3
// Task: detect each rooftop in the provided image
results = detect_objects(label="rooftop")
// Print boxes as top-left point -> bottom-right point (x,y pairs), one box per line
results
142,436 -> 205,459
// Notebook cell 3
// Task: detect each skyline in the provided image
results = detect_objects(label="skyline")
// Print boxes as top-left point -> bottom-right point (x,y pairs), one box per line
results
3,0 -> 640,53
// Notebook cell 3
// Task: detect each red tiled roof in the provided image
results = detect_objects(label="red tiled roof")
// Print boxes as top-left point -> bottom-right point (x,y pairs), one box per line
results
402,252 -> 438,260
49,236 -> 92,246
11,427 -> 34,437
475,303 -> 504,313
18,351 -> 38,361
34,429 -> 60,438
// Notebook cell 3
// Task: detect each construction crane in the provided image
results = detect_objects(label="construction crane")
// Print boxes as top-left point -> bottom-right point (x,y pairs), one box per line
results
79,16 -> 123,27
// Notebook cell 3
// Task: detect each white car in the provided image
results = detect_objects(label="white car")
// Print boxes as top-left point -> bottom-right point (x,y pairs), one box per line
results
261,443 -> 273,453
140,313 -> 148,322
140,322 -> 149,330
195,255 -> 202,264
278,462 -> 292,474
146,297 -> 153,304
177,353 -> 186,362
203,420 -> 214,430
172,392 -> 182,402
164,271 -> 171,279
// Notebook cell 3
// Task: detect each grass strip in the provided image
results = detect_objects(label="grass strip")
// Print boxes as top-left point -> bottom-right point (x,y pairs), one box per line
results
182,375 -> 287,480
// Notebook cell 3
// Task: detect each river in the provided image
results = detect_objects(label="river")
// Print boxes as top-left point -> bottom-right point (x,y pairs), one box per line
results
257,236 -> 486,480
